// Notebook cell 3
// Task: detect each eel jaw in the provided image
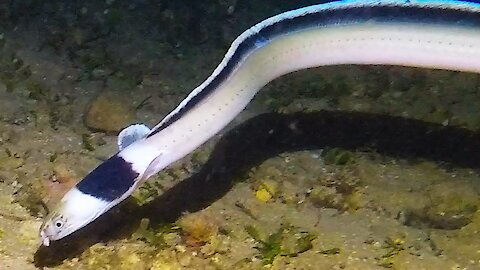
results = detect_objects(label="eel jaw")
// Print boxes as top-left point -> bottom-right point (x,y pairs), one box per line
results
40,230 -> 50,246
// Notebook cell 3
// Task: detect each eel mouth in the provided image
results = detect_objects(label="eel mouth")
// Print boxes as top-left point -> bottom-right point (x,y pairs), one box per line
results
40,230 -> 50,246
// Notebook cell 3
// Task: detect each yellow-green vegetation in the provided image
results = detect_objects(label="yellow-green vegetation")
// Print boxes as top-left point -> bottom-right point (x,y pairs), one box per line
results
309,165 -> 362,211
248,150 -> 362,210
81,133 -> 96,151
131,218 -> 180,248
132,181 -> 165,206
378,236 -> 406,268
149,250 -> 183,270
254,179 -> 278,203
177,212 -> 219,245
322,147 -> 353,166
255,188 -> 272,202
245,224 -> 315,265
82,242 -> 155,270
191,148 -> 211,165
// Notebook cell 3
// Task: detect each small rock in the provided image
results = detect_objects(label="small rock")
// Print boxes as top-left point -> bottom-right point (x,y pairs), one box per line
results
85,91 -> 136,133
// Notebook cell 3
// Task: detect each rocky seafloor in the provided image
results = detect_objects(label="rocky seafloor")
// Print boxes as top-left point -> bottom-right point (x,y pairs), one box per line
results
1,0 -> 480,269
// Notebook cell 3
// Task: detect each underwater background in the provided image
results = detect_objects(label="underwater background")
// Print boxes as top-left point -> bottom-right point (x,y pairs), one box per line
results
1,0 -> 480,269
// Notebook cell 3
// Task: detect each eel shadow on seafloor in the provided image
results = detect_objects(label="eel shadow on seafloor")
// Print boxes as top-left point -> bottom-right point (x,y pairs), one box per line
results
34,110 -> 480,267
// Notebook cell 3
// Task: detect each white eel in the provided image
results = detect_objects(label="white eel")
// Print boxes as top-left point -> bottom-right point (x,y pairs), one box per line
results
40,0 -> 480,246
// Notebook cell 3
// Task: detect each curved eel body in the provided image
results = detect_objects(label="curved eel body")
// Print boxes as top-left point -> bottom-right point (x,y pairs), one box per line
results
40,0 -> 480,245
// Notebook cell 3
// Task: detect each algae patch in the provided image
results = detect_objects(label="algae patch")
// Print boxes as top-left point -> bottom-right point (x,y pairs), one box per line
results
245,224 -> 315,265
178,212 -> 219,246
131,218 -> 180,248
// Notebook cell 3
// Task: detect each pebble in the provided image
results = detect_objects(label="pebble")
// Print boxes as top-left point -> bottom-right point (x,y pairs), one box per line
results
85,91 -> 136,133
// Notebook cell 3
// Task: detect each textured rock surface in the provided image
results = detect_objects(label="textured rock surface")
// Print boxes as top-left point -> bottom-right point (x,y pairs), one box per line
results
2,0 -> 480,269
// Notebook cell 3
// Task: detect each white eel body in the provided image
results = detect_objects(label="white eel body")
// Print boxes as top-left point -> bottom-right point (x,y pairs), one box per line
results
129,1 -> 480,180
133,23 -> 480,174
40,0 -> 480,245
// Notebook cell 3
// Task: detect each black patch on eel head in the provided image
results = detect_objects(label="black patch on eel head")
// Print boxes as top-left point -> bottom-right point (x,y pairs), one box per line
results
76,155 -> 139,201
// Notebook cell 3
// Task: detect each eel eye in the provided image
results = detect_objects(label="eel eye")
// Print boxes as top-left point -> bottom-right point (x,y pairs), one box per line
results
55,220 -> 64,228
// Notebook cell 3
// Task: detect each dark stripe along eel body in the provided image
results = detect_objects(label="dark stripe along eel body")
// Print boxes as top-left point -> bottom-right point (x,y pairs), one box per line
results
40,0 -> 480,246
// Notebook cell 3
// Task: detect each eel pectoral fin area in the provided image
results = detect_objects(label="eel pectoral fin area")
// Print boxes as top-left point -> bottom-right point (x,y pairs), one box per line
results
142,153 -> 165,181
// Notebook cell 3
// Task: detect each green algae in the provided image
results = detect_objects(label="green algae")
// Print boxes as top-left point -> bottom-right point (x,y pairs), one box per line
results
377,236 -> 407,268
252,226 -> 282,265
81,133 -> 95,151
130,217 -> 188,253
26,81 -> 50,101
381,236 -> 406,259
132,181 -> 165,206
245,224 -> 315,265
322,147 -> 353,166
318,247 -> 340,255
131,218 -> 171,247
245,224 -> 282,265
